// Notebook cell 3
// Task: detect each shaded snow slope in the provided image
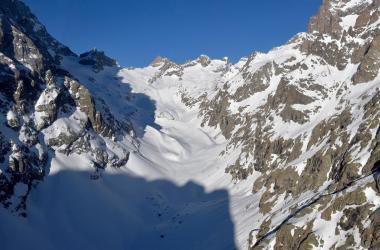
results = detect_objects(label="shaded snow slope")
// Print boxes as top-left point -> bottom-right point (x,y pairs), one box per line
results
0,154 -> 236,250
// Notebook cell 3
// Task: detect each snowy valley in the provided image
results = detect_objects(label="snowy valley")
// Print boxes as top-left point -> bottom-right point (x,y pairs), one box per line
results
2,0 -> 380,249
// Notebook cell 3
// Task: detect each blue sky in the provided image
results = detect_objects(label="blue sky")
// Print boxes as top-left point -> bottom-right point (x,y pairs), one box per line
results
25,0 -> 322,67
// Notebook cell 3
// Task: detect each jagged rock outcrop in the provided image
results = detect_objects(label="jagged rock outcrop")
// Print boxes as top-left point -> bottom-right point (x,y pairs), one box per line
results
79,48 -> 118,72
0,0 -> 136,215
352,35 -> 380,84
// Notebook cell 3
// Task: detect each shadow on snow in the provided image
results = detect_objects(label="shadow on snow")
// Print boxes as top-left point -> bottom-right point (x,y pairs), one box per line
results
0,169 -> 237,250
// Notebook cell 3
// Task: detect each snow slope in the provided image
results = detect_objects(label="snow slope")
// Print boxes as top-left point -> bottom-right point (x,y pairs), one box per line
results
3,0 -> 380,249
0,55 -> 254,249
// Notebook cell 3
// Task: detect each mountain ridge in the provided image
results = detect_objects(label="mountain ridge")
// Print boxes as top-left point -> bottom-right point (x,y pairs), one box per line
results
2,0 -> 380,249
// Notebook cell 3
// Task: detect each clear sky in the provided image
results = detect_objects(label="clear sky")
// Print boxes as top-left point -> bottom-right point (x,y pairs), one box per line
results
24,0 -> 322,67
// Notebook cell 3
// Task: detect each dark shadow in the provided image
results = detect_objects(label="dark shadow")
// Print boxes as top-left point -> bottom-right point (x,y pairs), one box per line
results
0,169 -> 236,250
372,160 -> 380,173
0,63 -> 17,99
65,61 -> 161,138
372,160 -> 380,191
0,16 -> 16,61
114,74 -> 161,137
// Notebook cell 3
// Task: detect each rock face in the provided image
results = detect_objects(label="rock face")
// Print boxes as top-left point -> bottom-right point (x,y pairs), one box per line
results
79,48 -> 118,72
0,0 -> 136,215
352,35 -> 380,84
210,0 -> 380,248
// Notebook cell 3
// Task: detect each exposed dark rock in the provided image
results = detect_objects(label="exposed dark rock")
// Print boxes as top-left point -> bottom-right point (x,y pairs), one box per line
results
352,36 -> 380,84
79,48 -> 117,72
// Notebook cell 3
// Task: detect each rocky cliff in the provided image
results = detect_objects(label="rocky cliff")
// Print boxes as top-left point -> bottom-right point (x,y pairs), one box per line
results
0,0 -> 136,215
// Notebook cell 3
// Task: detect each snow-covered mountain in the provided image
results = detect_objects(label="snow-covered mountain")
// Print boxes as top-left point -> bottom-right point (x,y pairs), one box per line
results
2,0 -> 380,249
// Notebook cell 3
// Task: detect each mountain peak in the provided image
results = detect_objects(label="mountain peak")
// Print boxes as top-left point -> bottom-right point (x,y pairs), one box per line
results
0,0 -> 74,70
150,56 -> 174,67
79,48 -> 118,71
308,0 -> 376,36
